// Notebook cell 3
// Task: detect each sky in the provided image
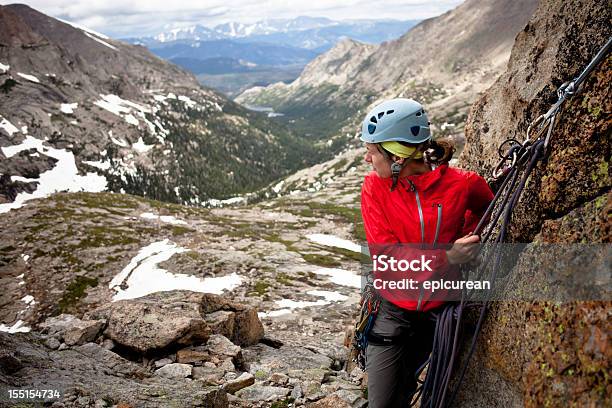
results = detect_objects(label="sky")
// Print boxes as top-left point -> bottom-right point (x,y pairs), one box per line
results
13,0 -> 464,38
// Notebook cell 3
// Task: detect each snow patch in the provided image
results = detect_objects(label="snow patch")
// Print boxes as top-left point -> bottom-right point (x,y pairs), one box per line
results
140,212 -> 187,225
110,135 -> 128,147
83,159 -> 111,170
258,289 -> 348,318
60,103 -> 78,114
57,17 -> 111,40
0,116 -> 19,136
17,72 -> 40,83
0,320 -> 31,334
0,62 -> 9,73
84,31 -> 118,51
311,267 -> 361,288
178,95 -> 196,108
109,240 -> 242,301
205,196 -> 246,207
272,180 -> 284,194
21,295 -> 35,305
306,233 -> 362,253
94,94 -> 152,129
0,136 -> 107,213
132,137 -> 154,153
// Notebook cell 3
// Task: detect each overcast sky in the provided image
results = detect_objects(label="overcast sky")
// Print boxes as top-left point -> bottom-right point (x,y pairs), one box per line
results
14,1 -> 464,38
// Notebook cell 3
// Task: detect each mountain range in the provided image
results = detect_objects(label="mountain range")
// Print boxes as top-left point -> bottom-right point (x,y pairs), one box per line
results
236,0 -> 540,148
124,17 -> 418,96
0,4 -> 322,209
128,16 -> 418,52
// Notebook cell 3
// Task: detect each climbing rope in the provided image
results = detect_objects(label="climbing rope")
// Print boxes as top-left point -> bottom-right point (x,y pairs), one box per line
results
415,35 -> 612,408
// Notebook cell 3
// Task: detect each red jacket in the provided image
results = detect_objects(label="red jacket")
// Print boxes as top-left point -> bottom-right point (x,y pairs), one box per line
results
361,164 -> 494,311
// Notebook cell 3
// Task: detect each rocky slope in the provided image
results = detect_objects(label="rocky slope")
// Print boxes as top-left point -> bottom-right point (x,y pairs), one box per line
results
236,0 -> 539,148
0,4 -> 319,209
455,0 -> 611,406
0,148 -> 370,407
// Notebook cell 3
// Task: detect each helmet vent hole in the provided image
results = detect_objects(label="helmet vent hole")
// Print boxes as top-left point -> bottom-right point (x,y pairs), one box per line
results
416,112 -> 422,117
370,116 -> 377,124
368,124 -> 377,134
377,112 -> 385,119
411,126 -> 420,136
386,110 -> 394,114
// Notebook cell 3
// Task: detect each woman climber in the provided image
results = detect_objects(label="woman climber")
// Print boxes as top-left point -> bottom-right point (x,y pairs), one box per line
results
358,98 -> 494,407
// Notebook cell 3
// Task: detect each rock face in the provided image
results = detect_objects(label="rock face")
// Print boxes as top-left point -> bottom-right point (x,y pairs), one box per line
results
457,0 -> 611,407
85,290 -> 263,354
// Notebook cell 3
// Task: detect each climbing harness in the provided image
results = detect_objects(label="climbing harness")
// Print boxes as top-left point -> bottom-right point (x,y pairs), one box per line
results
413,35 -> 612,408
353,278 -> 381,370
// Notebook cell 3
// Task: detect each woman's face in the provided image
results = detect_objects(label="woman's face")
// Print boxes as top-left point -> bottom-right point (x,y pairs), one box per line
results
364,143 -> 392,178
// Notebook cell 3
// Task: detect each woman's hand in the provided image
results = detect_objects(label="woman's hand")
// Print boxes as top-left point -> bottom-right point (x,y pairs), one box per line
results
446,234 -> 480,265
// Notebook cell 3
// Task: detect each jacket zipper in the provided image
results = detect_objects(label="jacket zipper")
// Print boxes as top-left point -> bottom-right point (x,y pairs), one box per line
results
407,180 -> 428,311
419,203 -> 444,311
407,180 -> 425,244
432,203 -> 443,249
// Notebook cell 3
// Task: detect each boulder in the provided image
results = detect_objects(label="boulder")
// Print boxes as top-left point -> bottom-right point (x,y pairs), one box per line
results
64,320 -> 105,346
38,314 -> 79,335
0,350 -> 22,374
154,358 -> 173,368
155,363 -> 192,379
269,372 -> 289,386
200,293 -> 264,346
205,310 -> 235,339
244,344 -> 333,377
206,334 -> 241,360
38,314 -> 105,346
1,315 -> 228,408
44,337 -> 60,350
223,372 -> 255,394
333,389 -> 368,408
73,342 -> 150,379
309,395 -> 352,408
86,291 -> 212,353
235,385 -> 290,401
232,308 -> 264,346
176,345 -> 211,365
193,365 -> 225,384
86,291 -> 263,354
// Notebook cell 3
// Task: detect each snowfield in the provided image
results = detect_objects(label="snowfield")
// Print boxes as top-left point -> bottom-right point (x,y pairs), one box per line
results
0,135 -> 107,214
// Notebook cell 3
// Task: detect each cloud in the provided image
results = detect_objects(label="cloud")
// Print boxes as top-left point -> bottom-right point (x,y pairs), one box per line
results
17,0 -> 464,38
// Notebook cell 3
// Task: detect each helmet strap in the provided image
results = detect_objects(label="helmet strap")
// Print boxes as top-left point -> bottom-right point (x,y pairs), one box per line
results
384,145 -> 422,192
390,162 -> 402,191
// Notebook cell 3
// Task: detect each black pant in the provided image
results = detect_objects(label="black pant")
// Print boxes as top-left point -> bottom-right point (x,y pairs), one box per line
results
365,299 -> 437,408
